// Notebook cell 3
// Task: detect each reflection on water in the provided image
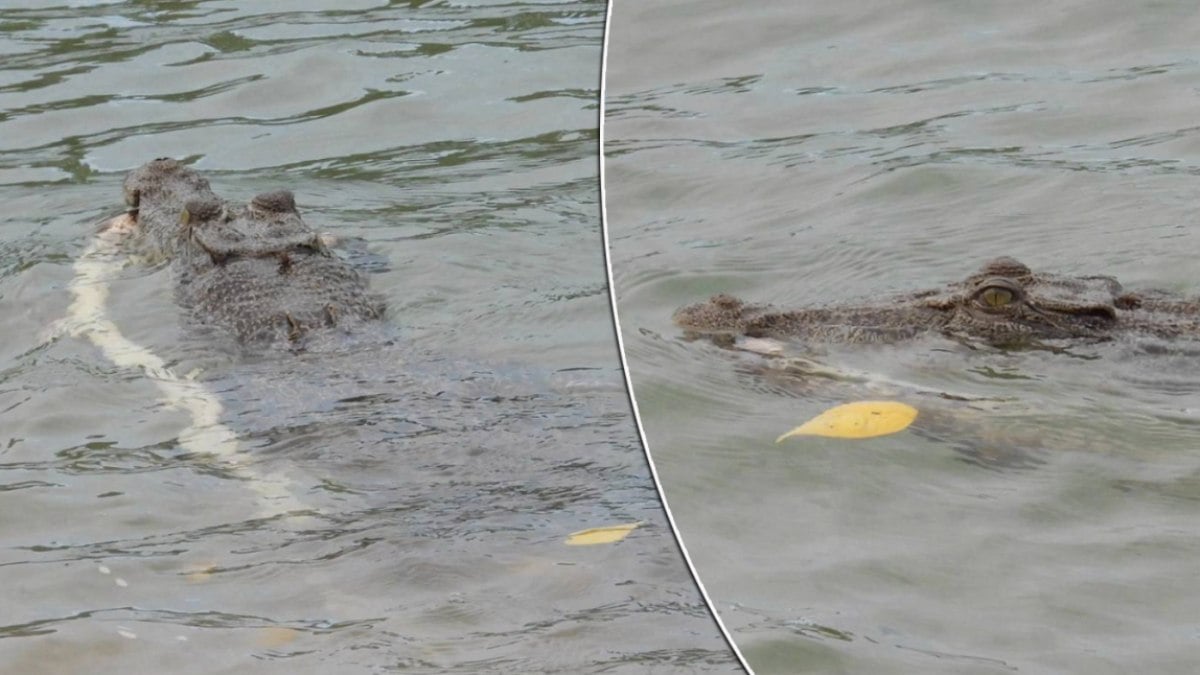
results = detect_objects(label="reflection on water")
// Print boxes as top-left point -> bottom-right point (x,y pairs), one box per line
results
607,0 -> 1200,673
0,2 -> 738,673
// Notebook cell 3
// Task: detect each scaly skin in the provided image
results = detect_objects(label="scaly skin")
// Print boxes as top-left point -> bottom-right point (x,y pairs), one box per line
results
118,158 -> 384,346
674,257 -> 1200,347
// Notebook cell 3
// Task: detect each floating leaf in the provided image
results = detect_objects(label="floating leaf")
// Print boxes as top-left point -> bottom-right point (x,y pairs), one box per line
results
184,562 -> 219,584
257,627 -> 299,648
565,522 -> 642,546
777,400 -> 918,442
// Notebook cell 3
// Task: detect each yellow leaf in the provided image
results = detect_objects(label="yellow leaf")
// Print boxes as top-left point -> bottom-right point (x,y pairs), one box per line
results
257,627 -> 300,648
183,562 -> 220,584
565,522 -> 642,546
777,400 -> 918,442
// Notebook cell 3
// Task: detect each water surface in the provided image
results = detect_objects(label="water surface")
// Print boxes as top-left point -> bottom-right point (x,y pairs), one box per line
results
0,2 -> 738,673
606,1 -> 1200,673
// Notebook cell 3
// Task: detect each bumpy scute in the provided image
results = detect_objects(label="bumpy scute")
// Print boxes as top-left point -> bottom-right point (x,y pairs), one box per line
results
251,190 -> 297,214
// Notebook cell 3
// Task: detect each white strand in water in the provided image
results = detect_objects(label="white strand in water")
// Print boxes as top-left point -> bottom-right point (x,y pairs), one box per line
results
66,218 -> 311,519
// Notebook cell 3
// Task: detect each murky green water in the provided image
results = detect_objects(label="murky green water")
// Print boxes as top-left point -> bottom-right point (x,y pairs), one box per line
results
0,2 -> 739,673
606,1 -> 1200,673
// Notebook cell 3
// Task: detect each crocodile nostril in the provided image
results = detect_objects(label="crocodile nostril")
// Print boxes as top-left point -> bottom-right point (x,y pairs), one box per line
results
1081,305 -> 1118,321
251,190 -> 296,213
1115,293 -> 1142,310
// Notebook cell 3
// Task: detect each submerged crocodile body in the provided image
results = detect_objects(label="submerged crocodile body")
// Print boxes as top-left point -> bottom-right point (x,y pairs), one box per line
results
99,158 -> 620,411
674,257 -> 1200,348
117,158 -> 384,346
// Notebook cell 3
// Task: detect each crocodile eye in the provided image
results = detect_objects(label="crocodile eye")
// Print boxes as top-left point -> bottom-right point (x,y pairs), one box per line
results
252,190 -> 296,213
971,276 -> 1023,309
977,286 -> 1015,308
974,284 -> 1012,306
180,197 -> 222,227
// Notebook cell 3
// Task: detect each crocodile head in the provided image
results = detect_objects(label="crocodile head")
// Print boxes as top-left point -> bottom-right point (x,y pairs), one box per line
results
122,158 -> 323,263
674,257 -> 1197,347
113,158 -> 384,346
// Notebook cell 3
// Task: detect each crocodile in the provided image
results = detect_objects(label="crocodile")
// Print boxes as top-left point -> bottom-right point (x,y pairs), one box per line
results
674,257 -> 1200,348
113,157 -> 385,347
59,159 -> 717,668
674,257 -> 1200,470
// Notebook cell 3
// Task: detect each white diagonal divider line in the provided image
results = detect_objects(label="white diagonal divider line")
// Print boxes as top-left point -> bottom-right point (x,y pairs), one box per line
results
598,2 -> 752,671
